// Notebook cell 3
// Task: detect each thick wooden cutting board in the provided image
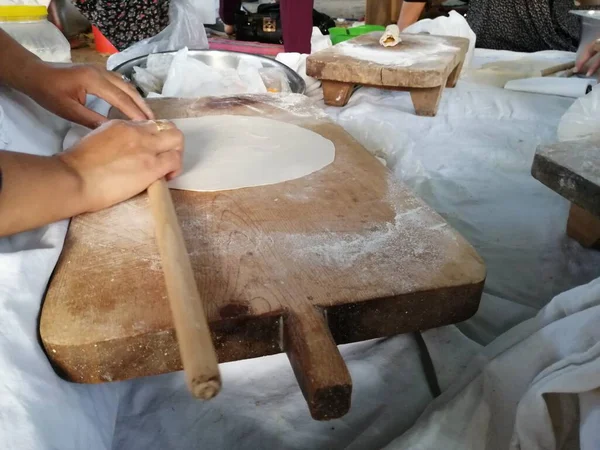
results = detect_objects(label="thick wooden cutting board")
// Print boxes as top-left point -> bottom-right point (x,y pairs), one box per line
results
41,94 -> 485,419
307,32 -> 469,115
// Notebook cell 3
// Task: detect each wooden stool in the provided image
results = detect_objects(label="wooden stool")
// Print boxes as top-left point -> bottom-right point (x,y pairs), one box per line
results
307,32 -> 469,116
532,137 -> 600,248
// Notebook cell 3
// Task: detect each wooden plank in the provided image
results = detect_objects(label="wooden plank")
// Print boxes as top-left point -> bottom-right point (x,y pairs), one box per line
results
40,94 -> 485,419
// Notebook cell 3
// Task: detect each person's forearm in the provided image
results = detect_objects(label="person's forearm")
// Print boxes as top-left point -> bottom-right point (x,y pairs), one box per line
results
397,1 -> 426,30
0,150 -> 85,236
0,29 -> 46,95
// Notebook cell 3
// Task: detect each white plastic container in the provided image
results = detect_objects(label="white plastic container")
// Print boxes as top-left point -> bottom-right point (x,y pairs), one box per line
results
0,5 -> 71,63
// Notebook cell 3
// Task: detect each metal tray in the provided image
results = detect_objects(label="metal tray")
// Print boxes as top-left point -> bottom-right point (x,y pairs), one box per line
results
112,49 -> 306,95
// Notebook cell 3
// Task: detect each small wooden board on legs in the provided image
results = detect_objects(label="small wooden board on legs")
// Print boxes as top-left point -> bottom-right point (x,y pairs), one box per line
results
532,137 -> 600,248
307,32 -> 469,116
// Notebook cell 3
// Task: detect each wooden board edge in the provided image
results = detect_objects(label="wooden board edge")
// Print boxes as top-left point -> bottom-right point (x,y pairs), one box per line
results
326,280 -> 485,344
41,314 -> 282,383
41,280 -> 484,384
307,57 -> 450,89
531,152 -> 600,218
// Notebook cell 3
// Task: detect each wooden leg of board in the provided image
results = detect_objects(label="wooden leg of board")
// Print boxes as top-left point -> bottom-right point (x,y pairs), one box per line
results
366,0 -> 390,25
365,0 -> 404,25
446,61 -> 464,88
283,307 -> 352,420
410,85 -> 444,117
322,80 -> 354,107
566,203 -> 600,249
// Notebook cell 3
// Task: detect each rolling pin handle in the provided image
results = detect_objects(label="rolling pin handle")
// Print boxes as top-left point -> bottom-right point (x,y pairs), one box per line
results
147,179 -> 222,400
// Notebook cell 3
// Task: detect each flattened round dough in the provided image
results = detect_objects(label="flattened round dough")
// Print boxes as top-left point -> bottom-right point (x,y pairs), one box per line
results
168,115 -> 336,192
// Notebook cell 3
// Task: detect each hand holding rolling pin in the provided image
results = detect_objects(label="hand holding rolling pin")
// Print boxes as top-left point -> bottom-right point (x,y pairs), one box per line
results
0,120 -> 184,237
60,120 -> 184,212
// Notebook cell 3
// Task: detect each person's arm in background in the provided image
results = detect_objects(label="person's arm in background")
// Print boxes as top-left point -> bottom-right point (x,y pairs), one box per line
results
219,0 -> 242,35
0,28 -> 153,128
397,0 -> 426,30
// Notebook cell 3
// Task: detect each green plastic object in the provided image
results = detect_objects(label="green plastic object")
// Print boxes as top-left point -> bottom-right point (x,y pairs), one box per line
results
329,25 -> 386,45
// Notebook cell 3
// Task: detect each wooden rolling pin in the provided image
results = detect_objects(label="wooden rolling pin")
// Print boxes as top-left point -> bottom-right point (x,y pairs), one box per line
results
541,61 -> 575,77
147,178 -> 221,399
542,40 -> 600,78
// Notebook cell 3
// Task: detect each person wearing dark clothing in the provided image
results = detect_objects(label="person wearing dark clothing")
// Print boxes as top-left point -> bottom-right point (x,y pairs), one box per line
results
73,0 -> 171,51
398,0 -> 580,53
219,0 -> 315,54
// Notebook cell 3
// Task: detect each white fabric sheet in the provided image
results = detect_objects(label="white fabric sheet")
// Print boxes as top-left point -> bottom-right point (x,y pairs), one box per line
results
0,88 -> 119,450
1,49 -> 600,449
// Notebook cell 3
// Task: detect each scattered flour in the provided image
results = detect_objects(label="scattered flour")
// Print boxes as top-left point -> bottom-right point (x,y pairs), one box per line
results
74,197 -> 162,273
334,34 -> 460,67
281,178 -> 457,279
262,94 -> 328,119
174,176 -> 466,293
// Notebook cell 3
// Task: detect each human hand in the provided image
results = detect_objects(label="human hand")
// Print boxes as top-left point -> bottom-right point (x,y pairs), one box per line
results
58,120 -> 183,212
21,63 -> 154,129
575,39 -> 600,77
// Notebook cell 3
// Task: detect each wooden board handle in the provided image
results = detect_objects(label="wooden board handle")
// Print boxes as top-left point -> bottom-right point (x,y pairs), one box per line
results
283,306 -> 352,420
147,180 -> 221,399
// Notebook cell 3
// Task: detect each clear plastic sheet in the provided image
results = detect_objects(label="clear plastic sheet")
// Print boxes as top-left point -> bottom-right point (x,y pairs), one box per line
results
158,47 -> 267,98
557,84 -> 600,142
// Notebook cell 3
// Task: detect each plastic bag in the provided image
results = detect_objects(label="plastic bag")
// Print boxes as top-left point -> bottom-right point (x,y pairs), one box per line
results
273,27 -> 330,100
145,53 -> 175,81
162,48 -> 223,98
106,0 -> 212,70
403,11 -> 476,73
557,84 -> 600,142
132,67 -> 162,96
160,47 -> 267,98
259,68 -> 291,94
